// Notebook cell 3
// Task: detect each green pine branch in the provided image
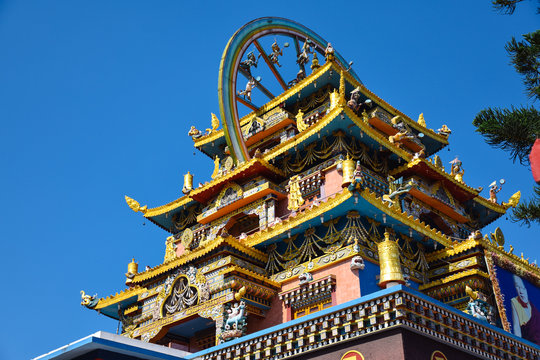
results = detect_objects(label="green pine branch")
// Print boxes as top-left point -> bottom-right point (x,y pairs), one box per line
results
505,30 -> 540,101
473,106 -> 540,165
492,0 -> 540,14
511,185 -> 540,226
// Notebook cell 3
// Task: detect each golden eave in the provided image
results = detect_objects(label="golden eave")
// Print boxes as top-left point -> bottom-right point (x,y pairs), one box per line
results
427,237 -> 540,279
189,157 -> 286,198
194,61 -> 334,147
419,268 -> 490,291
390,158 -> 480,196
261,105 -> 414,165
144,196 -> 193,218
360,188 -> 453,248
219,265 -> 280,288
473,195 -> 509,214
243,188 -> 353,247
94,286 -> 146,310
339,70 -> 449,145
131,236 -> 267,284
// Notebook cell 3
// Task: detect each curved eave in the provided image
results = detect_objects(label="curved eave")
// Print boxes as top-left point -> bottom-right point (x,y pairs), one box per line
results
88,286 -> 146,319
339,69 -> 450,153
144,196 -> 194,218
390,158 -> 479,202
131,236 -> 267,284
359,188 -> 453,248
189,158 -> 286,203
419,269 -> 490,291
244,189 -> 353,248
244,187 -> 453,250
194,61 -> 335,152
426,237 -> 540,280
262,105 -> 414,165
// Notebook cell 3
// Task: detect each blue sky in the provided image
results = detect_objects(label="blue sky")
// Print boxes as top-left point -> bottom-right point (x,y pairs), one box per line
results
1,1 -> 538,359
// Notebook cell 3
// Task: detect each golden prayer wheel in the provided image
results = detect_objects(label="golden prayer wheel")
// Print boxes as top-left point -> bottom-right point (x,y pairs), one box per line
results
378,231 -> 405,288
341,158 -> 356,187
128,258 -> 138,274
183,171 -> 193,193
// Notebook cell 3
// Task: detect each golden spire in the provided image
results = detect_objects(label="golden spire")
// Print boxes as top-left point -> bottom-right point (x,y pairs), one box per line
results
206,113 -> 220,134
125,196 -> 147,214
182,171 -> 193,194
418,113 -> 426,127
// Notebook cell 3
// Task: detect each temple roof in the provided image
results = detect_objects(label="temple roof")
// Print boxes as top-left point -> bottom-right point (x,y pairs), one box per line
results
194,61 -> 449,160
130,236 -> 267,284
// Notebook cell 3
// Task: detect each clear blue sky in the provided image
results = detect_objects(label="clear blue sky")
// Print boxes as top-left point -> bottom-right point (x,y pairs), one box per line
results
1,1 -> 538,359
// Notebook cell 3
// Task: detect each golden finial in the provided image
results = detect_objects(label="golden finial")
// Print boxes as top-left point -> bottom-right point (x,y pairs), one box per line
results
465,285 -> 478,300
503,191 -> 521,208
234,286 -> 246,301
339,70 -> 346,105
509,245 -> 514,254
433,155 -> 444,170
182,171 -> 193,194
418,113 -> 426,127
206,113 -> 220,134
211,156 -> 220,179
378,229 -> 405,288
310,52 -> 320,71
296,109 -> 307,132
125,196 -> 147,214
362,110 -> 369,122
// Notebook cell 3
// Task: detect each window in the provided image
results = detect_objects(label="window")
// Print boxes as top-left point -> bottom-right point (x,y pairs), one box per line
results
293,298 -> 332,319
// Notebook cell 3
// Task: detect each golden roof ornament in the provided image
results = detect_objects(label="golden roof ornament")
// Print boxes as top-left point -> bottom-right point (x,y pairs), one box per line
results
296,109 -> 308,132
287,175 -> 304,211
126,258 -> 138,285
234,286 -> 246,301
164,236 -> 177,262
211,156 -> 221,179
310,52 -> 320,71
490,227 -> 505,247
503,191 -> 521,207
206,113 -> 220,134
417,113 -> 426,127
182,171 -> 193,194
125,196 -> 147,214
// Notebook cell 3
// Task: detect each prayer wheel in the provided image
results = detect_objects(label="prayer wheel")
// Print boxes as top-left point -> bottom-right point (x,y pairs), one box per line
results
378,231 -> 405,288
128,258 -> 138,274
341,158 -> 356,187
183,171 -> 193,193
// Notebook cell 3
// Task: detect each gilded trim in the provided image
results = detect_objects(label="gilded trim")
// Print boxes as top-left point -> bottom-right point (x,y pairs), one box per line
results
390,158 -> 480,196
360,188 -> 453,247
243,189 -> 352,247
189,158 -> 286,198
484,251 -> 511,332
195,61 -> 333,147
144,196 -> 193,218
219,265 -> 280,288
94,286 -> 146,310
419,269 -> 490,290
131,237 -> 267,284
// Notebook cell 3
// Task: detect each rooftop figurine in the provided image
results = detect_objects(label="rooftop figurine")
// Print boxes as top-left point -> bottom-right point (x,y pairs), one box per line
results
450,157 -> 465,183
269,40 -> 286,67
238,77 -> 257,102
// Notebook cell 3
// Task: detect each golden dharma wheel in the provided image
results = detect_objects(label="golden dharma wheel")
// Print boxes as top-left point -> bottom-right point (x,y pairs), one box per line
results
341,158 -> 356,187
181,228 -> 194,248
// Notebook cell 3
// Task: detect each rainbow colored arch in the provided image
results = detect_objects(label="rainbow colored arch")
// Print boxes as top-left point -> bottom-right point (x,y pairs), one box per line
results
218,17 -> 360,163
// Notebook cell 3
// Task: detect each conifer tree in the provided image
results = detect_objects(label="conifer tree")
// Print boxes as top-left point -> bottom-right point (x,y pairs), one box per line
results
473,2 -> 540,226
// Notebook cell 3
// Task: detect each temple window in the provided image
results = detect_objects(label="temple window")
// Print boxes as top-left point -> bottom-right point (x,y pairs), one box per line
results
279,275 -> 336,320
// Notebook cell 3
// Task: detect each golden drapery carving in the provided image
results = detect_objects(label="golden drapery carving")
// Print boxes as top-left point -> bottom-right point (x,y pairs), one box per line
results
280,132 -> 388,175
